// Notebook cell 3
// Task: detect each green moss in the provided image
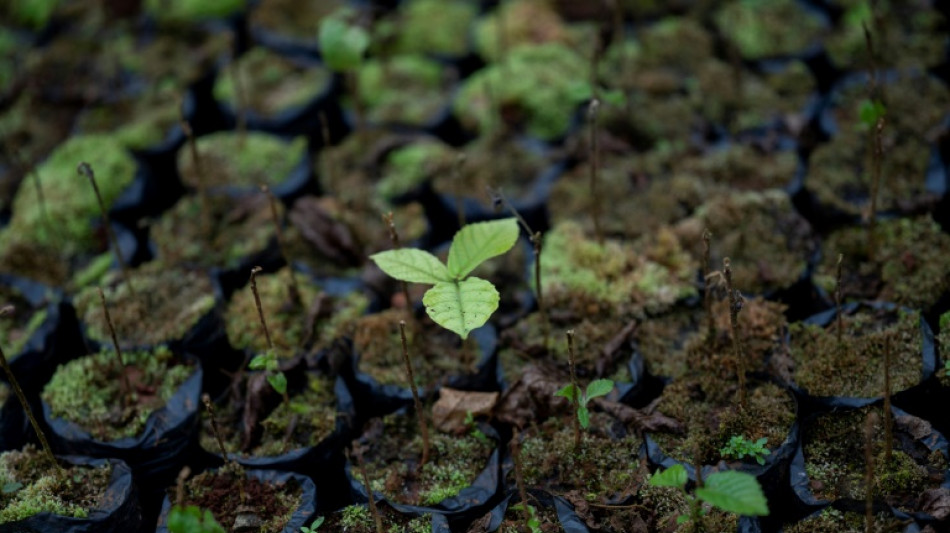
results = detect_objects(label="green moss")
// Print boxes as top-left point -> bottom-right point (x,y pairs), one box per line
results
215,47 -> 331,117
0,446 -> 111,524
541,221 -> 697,317
392,0 -> 477,57
377,140 -> 455,200
675,144 -> 799,192
152,194 -> 277,271
70,252 -> 114,290
474,0 -> 570,62
785,506 -> 906,533
364,411 -> 493,506
713,0 -> 824,60
225,267 -> 368,356
454,42 -> 591,140
74,267 -> 215,348
249,0 -> 344,40
0,0 -> 59,30
144,0 -> 243,23
255,374 -> 337,455
330,504 -> 431,533
356,54 -> 450,126
43,346 -> 193,440
0,286 -> 47,357
177,132 -> 307,189
75,85 -> 182,151
1,134 -> 136,254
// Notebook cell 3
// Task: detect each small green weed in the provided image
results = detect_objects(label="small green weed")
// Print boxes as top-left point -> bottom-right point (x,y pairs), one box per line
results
720,436 -> 770,465
554,378 -> 614,429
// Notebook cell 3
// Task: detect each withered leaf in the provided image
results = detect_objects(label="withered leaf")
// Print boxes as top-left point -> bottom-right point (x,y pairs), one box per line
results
289,197 -> 363,267
432,387 -> 498,434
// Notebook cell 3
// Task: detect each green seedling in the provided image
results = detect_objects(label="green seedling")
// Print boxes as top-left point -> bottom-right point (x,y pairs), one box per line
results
248,350 -> 287,398
509,503 -> 542,533
371,218 -> 519,339
858,99 -> 886,130
167,505 -> 225,533
464,411 -> 490,445
300,516 -> 325,532
554,378 -> 614,430
720,436 -> 770,466
649,464 -> 768,529
319,11 -> 370,72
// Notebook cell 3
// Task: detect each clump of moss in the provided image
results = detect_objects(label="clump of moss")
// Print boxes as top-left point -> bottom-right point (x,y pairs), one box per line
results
74,267 -> 214,348
801,405 -> 948,510
454,43 -> 591,140
144,0 -> 244,24
817,217 -> 950,312
324,503 -> 430,533
75,85 -> 182,151
674,144 -> 800,192
384,0 -> 476,57
0,445 -> 112,524
473,0 -> 570,62
789,306 -> 923,398
225,267 -> 368,356
362,410 -> 493,506
151,193 -> 278,271
713,0 -> 825,60
784,506 -> 907,533
43,346 -> 193,440
249,0 -> 345,41
938,312 -> 950,387
693,59 -> 803,133
177,132 -> 307,189
376,139 -> 456,201
215,47 -> 331,117
518,411 -> 642,499
0,0 -> 58,30
541,220 -> 697,318
356,55 -> 454,127
674,189 -> 816,295
1,134 -> 136,254
0,286 -> 48,359
176,463 -> 300,533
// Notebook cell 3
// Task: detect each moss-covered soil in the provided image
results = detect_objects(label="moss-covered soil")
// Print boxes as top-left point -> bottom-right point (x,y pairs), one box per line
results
319,503 -> 430,533
177,132 -> 307,190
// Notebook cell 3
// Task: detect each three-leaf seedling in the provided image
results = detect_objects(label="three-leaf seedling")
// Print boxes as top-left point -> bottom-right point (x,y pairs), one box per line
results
649,464 -> 768,527
371,218 -> 520,339
249,350 -> 287,397
720,436 -> 770,466
554,378 -> 614,429
167,505 -> 225,533
300,516 -> 325,532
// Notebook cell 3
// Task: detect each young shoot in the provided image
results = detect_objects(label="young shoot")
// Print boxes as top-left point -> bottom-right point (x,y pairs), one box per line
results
371,218 -> 519,340
702,229 -> 714,344
167,505 -> 226,533
247,267 -> 288,403
260,184 -> 301,307
0,306 -> 63,475
587,98 -> 603,245
300,517 -> 325,532
720,436 -> 770,466
77,162 -> 135,298
723,257 -> 746,409
510,428 -> 539,533
554,378 -> 614,432
97,287 -> 132,406
649,464 -> 769,528
399,320 -> 430,467
382,212 -> 412,310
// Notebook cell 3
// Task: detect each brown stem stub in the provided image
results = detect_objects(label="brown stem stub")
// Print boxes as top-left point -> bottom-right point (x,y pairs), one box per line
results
400,320 -> 430,467
78,162 -> 136,299
883,336 -> 893,465
98,287 -> 132,406
566,329 -> 581,452
587,98 -> 603,245
723,258 -> 746,409
835,253 -> 844,345
383,212 -> 412,310
702,228 -> 714,343
249,266 -> 274,352
864,410 -> 878,533
352,446 -> 384,533
510,428 -> 532,533
260,184 -> 301,307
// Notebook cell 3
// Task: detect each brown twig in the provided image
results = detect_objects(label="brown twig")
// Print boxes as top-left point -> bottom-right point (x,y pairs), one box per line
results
178,113 -> 211,237
587,99 -> 603,245
250,266 -> 274,351
383,212 -> 412,310
864,410 -> 878,533
0,306 -> 63,474
566,330 -> 582,452
883,336 -> 892,465
78,162 -> 136,299
352,447 -> 384,533
175,466 -> 191,508
203,393 -> 246,503
229,50 -> 247,146
98,287 -> 132,406
510,428 -> 532,533
723,258 -> 746,409
260,184 -> 301,307
867,116 -> 885,260
702,229 -> 714,344
835,253 -> 844,346
400,320 -> 430,466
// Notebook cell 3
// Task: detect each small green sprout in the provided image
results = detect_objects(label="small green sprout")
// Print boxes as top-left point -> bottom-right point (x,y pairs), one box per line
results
464,411 -> 490,445
167,505 -> 226,533
554,378 -> 614,429
858,98 -> 886,129
649,464 -> 769,526
509,503 -> 542,533
318,11 -> 370,72
300,516 -> 325,532
371,218 -> 520,339
720,436 -> 770,465
249,350 -> 287,396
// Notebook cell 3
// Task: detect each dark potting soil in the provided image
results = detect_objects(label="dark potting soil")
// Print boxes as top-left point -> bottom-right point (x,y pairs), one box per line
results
319,503 -> 431,533
175,465 -> 301,533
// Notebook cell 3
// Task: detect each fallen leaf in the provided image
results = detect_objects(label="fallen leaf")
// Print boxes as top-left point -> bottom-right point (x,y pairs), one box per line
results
289,197 -> 363,267
919,487 -> 950,521
432,388 -> 498,434
593,398 -> 684,434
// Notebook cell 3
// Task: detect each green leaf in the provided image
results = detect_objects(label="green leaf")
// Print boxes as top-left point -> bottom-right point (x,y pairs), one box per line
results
676,514 -> 690,525
578,405 -> 590,429
859,98 -> 886,127
370,249 -> 451,284
2,481 -> 23,494
696,471 -> 769,516
554,383 -> 579,401
446,218 -> 520,279
422,277 -> 499,339
649,464 -> 687,488
585,379 -> 614,402
248,354 -> 268,370
318,16 -> 369,72
267,372 -> 288,395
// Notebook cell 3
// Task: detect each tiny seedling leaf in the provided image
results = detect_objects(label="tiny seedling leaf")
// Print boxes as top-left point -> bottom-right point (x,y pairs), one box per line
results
696,471 -> 769,516
318,16 -> 369,72
370,249 -> 451,284
2,482 -> 23,494
554,383 -> 579,401
649,464 -> 687,488
676,515 -> 690,525
423,277 -> 499,339
167,505 -> 226,533
446,218 -> 519,279
248,354 -> 267,370
267,372 -> 288,395
858,98 -> 886,128
585,379 -> 614,401
578,405 -> 591,429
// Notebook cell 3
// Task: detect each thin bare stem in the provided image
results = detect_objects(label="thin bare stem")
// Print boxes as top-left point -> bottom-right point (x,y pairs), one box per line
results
566,330 -> 581,452
383,212 -> 412,310
883,336 -> 892,465
400,320 -> 430,466
353,448 -> 384,533
864,410 -> 877,533
98,287 -> 132,406
250,267 -> 274,351
0,306 -> 63,474
454,153 -> 467,228
179,114 -> 211,237
510,428 -> 532,533
78,162 -> 136,299
587,99 -> 603,245
229,52 -> 247,146
203,393 -> 246,503
723,258 -> 746,409
318,112 -> 334,186
8,147 -> 53,239
702,229 -> 714,344
691,441 -> 705,533
867,117 -> 885,260
835,253 -> 844,345
260,185 -> 301,307
175,466 -> 191,508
